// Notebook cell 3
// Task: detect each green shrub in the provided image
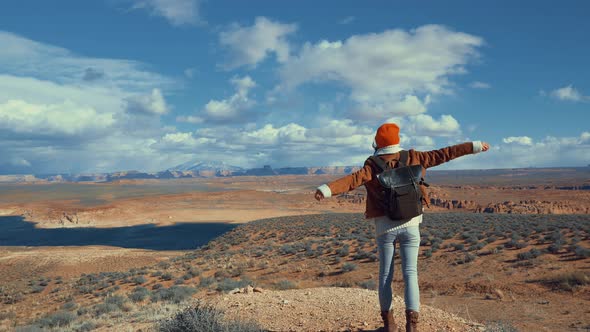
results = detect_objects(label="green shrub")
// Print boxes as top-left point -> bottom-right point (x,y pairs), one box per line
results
357,280 -> 377,290
517,248 -> 542,261
342,263 -> 357,272
199,277 -> 215,288
574,246 -> 590,258
94,303 -> 119,316
36,311 -> 76,328
544,272 -> 590,291
216,278 -> 251,293
129,286 -> 151,302
77,321 -> 98,331
336,245 -> 350,257
151,286 -> 196,303
159,301 -> 264,332
132,276 -> 147,285
484,320 -> 518,331
61,301 -> 77,311
275,280 -> 297,290
452,243 -> 464,251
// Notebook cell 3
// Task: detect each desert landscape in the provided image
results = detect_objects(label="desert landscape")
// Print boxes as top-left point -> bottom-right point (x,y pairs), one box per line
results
0,168 -> 588,331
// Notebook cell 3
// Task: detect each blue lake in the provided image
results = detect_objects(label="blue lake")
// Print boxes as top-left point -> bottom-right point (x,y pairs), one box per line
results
0,216 -> 237,250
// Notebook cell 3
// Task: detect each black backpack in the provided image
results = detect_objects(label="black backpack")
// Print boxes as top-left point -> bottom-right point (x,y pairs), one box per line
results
368,151 -> 427,220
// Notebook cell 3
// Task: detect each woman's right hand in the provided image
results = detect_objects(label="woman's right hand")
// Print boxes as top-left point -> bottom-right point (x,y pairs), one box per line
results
482,142 -> 490,151
314,190 -> 324,201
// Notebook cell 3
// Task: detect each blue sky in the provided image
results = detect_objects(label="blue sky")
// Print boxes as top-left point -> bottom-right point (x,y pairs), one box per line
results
0,0 -> 588,174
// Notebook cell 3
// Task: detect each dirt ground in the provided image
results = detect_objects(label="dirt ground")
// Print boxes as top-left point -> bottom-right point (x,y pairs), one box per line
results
210,287 -> 484,332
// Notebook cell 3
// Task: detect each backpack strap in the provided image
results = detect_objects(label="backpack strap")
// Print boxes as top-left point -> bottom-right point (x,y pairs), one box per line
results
398,150 -> 409,167
368,150 -> 408,171
367,156 -> 389,171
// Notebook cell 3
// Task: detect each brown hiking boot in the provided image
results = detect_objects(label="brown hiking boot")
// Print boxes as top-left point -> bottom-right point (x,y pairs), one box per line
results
405,310 -> 419,332
380,310 -> 399,332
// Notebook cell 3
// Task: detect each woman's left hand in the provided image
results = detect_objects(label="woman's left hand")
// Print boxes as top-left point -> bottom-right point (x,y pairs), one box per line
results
314,190 -> 324,201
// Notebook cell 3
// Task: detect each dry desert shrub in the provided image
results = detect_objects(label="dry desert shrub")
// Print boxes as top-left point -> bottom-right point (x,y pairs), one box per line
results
542,271 -> 590,291
158,301 -> 264,332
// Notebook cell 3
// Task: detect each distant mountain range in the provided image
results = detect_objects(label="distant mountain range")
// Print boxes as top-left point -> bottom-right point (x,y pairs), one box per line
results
0,160 -> 362,183
1,161 -> 588,184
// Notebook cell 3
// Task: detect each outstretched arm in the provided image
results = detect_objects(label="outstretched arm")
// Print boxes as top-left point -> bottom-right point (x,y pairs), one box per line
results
314,164 -> 373,201
416,141 -> 489,169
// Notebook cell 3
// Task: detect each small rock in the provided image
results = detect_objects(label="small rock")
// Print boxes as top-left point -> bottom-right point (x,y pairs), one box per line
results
245,285 -> 254,294
253,287 -> 264,293
493,288 -> 505,301
282,299 -> 290,304
228,288 -> 241,294
538,300 -> 549,305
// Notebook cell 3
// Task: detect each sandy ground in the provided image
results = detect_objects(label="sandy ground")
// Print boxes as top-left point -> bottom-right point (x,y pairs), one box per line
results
210,287 -> 484,332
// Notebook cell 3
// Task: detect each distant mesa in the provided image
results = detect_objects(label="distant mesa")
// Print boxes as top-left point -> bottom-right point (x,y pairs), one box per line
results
3,163 -> 588,184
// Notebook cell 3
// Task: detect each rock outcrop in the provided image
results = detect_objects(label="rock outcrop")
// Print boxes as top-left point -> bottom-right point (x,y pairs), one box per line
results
476,200 -> 590,214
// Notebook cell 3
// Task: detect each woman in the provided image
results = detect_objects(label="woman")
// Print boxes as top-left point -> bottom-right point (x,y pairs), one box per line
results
314,123 -> 489,332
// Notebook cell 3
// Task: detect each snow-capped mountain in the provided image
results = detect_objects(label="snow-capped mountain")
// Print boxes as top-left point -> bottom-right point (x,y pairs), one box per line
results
169,160 -> 244,173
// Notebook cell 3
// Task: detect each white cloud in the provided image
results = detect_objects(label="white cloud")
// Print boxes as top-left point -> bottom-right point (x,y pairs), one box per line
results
10,158 -> 31,167
176,115 -> 203,124
125,88 -> 169,115
470,81 -> 491,89
502,136 -> 533,146
446,132 -> 590,169
550,84 -> 587,102
185,76 -> 257,123
184,67 -> 197,78
278,25 -> 483,120
339,16 -> 356,25
130,0 -> 201,26
387,114 -> 461,137
0,99 -> 115,138
0,31 -> 174,91
0,33 -> 178,174
219,17 -> 297,69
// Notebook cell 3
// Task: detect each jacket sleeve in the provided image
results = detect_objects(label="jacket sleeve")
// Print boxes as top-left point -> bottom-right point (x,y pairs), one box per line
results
414,142 -> 475,169
321,163 -> 374,197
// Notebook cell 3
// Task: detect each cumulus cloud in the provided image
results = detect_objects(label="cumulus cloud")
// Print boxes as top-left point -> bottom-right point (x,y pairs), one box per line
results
0,31 -> 174,91
469,81 -> 491,89
387,114 -> 461,137
180,76 -> 258,124
0,33 -> 178,174
130,0 -> 201,26
550,84 -> 587,102
502,136 -> 533,146
278,25 -> 483,120
125,88 -> 169,115
445,132 -> 590,170
220,17 -> 297,69
175,115 -> 203,124
155,120 -> 375,168
0,99 -> 115,139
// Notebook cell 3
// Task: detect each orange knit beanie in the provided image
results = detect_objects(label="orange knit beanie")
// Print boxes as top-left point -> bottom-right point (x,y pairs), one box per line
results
374,123 -> 400,148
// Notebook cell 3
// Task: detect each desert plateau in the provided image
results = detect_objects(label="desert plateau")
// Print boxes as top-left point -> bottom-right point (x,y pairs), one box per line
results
0,168 -> 588,331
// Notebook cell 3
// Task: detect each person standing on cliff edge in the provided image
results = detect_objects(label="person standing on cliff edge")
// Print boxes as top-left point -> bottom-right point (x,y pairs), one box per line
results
314,123 -> 490,332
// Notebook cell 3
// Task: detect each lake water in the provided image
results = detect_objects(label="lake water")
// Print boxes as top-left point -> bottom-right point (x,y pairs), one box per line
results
0,216 -> 237,250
